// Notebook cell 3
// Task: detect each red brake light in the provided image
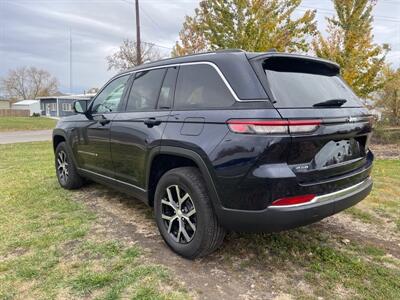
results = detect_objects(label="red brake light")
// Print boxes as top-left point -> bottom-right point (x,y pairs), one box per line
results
227,119 -> 321,134
227,120 -> 288,134
271,194 -> 316,207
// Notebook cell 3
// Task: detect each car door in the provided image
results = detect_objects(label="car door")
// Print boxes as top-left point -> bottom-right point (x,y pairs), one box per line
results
74,74 -> 131,177
110,67 -> 177,188
163,63 -> 237,155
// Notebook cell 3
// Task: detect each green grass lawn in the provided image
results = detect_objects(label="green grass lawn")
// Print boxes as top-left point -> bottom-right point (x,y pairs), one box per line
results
347,160 -> 400,230
0,142 -> 187,299
0,117 -> 57,132
0,141 -> 399,299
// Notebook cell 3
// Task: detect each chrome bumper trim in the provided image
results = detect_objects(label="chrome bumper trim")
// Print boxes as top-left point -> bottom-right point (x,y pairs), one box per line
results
270,177 -> 372,209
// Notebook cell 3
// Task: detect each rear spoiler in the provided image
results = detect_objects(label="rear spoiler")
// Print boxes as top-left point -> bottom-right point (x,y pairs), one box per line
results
247,52 -> 340,71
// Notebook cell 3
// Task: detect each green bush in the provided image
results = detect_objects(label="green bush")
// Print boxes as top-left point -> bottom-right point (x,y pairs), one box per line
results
372,125 -> 400,144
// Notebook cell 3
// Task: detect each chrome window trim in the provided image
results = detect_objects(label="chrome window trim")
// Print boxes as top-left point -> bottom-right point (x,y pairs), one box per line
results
120,61 -> 268,103
269,177 -> 372,209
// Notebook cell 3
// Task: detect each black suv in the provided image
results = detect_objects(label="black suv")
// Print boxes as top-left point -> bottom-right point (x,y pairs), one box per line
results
53,50 -> 373,258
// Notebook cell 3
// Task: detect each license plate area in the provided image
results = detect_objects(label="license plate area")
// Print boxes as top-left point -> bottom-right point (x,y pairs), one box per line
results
291,138 -> 366,175
314,139 -> 363,168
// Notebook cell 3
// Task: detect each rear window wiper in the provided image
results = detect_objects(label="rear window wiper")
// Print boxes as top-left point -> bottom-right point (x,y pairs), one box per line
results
313,99 -> 347,107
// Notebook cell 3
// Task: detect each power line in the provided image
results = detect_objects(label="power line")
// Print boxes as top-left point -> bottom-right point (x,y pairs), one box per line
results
140,6 -> 163,32
119,0 -> 133,5
118,0 -> 172,51
141,41 -> 171,50
140,6 -> 173,50
119,1 -> 399,49
299,5 -> 400,23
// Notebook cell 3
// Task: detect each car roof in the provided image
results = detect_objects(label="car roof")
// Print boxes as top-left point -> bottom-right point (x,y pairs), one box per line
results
118,50 -> 246,75
118,50 -> 338,75
113,50 -> 339,100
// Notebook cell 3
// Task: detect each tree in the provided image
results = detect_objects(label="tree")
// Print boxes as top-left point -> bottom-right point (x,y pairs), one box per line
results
1,66 -> 58,100
106,39 -> 162,71
312,0 -> 389,98
85,87 -> 99,94
172,0 -> 317,57
172,10 -> 208,57
375,66 -> 400,125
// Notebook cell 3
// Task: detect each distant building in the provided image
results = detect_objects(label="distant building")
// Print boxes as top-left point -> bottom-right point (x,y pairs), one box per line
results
0,100 -> 11,109
11,100 -> 41,116
37,94 -> 96,117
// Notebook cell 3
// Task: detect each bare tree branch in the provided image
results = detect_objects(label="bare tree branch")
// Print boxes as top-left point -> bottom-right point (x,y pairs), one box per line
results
0,66 -> 59,100
106,39 -> 162,72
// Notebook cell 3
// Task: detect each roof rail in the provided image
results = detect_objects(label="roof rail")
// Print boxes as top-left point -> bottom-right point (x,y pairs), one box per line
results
215,48 -> 245,53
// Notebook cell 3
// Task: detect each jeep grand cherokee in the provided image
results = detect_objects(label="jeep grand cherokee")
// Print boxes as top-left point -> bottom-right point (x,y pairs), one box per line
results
53,50 -> 373,258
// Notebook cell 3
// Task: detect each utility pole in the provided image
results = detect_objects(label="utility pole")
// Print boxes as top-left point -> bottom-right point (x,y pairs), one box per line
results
135,0 -> 141,65
69,28 -> 72,94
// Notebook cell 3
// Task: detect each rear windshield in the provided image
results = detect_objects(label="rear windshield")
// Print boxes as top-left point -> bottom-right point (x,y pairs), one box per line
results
262,57 -> 362,108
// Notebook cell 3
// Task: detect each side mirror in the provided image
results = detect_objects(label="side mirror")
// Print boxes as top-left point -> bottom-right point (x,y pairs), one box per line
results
73,100 -> 88,114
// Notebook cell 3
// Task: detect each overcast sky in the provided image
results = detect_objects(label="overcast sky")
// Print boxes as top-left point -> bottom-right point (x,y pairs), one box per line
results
1,0 -> 399,95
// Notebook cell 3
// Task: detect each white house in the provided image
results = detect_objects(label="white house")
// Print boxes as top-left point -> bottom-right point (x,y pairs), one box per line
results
37,94 -> 95,117
11,100 -> 41,116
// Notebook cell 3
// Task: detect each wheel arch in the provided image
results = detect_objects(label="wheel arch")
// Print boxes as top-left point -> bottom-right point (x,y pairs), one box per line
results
146,146 -> 222,215
52,129 -> 81,170
52,129 -> 67,152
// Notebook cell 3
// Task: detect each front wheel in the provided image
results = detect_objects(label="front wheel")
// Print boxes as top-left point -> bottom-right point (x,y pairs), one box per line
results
154,167 -> 225,259
55,142 -> 84,190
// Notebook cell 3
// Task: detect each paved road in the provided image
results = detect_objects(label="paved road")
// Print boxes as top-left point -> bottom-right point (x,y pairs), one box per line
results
0,130 -> 52,144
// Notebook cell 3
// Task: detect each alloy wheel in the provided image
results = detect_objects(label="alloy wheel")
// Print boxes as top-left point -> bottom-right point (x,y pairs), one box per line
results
57,150 -> 69,184
161,185 -> 197,244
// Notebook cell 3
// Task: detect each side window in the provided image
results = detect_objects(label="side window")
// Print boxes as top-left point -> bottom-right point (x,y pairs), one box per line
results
174,64 -> 235,109
126,69 -> 166,111
91,75 -> 130,114
157,67 -> 178,109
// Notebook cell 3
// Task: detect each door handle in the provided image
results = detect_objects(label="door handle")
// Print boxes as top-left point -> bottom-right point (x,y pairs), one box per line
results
99,118 -> 111,126
93,114 -> 111,126
144,118 -> 162,128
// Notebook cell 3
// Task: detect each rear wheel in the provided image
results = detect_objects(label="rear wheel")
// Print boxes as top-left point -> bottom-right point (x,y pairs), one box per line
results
55,142 -> 84,189
154,167 -> 225,259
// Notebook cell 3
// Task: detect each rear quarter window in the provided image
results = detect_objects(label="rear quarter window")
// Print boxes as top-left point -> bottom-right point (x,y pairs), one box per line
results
174,64 -> 235,109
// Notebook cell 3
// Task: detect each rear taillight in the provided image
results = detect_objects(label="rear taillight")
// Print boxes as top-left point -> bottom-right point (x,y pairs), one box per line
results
227,119 -> 321,134
270,194 -> 316,207
287,120 -> 322,133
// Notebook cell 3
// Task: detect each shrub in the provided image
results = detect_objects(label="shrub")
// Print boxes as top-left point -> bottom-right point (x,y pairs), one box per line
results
371,124 -> 400,144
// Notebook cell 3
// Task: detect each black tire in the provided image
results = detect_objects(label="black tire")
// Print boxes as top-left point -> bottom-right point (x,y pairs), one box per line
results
154,167 -> 225,259
55,142 -> 84,190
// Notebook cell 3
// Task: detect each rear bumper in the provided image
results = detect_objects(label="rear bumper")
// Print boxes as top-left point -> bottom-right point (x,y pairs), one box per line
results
217,177 -> 373,232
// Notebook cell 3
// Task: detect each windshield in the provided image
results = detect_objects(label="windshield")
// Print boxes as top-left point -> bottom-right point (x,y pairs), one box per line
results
262,57 -> 362,108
